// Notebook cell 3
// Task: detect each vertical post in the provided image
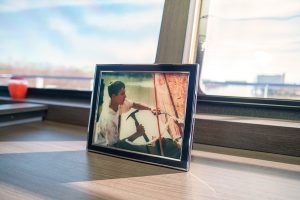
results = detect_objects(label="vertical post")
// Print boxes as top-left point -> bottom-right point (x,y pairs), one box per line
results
264,84 -> 269,98
36,77 -> 44,88
155,0 -> 202,64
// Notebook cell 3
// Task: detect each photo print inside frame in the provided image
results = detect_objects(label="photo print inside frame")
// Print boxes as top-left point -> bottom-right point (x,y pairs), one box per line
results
87,64 -> 199,171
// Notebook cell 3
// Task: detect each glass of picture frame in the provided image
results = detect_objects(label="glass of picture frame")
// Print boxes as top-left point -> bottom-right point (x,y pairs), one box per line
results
87,64 -> 199,171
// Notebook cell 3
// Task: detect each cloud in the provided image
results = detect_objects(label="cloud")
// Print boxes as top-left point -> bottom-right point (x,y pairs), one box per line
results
41,5 -> 161,66
0,0 -> 163,13
48,16 -> 77,36
83,9 -> 163,31
54,34 -> 158,67
0,16 -> 158,69
0,35 -> 158,70
0,0 -> 162,71
210,0 -> 300,19
0,0 -> 93,12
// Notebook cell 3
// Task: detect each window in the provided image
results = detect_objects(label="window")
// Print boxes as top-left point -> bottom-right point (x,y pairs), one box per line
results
0,0 -> 164,90
198,0 -> 300,100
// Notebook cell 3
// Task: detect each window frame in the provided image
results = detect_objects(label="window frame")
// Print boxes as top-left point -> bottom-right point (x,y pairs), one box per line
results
195,0 -> 300,102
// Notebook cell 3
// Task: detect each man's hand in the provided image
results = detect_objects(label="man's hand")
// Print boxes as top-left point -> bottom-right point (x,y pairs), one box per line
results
174,137 -> 182,149
151,108 -> 161,115
127,124 -> 145,142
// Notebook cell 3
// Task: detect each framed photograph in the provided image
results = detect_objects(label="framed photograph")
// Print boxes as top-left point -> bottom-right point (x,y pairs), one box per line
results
87,64 -> 199,171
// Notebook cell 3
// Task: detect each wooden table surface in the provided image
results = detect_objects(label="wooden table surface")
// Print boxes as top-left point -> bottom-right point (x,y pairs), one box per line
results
0,121 -> 299,200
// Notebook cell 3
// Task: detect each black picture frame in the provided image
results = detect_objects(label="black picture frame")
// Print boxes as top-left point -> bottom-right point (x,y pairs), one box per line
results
87,64 -> 199,171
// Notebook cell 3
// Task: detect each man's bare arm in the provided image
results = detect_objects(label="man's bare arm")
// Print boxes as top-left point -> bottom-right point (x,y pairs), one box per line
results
132,102 -> 160,114
132,102 -> 151,111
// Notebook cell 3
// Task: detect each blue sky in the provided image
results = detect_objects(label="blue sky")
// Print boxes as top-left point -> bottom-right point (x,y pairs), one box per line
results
0,0 -> 164,71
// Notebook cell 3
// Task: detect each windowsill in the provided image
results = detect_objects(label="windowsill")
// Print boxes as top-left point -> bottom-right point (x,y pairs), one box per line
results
0,96 -> 91,126
0,96 -> 90,109
1,95 -> 299,157
195,113 -> 300,129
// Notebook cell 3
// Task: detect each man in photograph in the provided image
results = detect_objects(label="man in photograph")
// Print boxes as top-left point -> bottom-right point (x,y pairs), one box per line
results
98,80 -> 159,151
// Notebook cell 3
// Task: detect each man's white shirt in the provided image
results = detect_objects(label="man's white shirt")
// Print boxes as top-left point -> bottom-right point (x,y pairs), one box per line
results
98,99 -> 133,146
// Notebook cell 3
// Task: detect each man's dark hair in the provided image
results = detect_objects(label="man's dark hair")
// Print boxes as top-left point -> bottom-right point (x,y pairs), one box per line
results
107,80 -> 125,98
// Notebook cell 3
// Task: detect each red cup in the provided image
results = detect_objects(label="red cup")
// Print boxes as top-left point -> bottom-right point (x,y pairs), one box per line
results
8,77 -> 28,100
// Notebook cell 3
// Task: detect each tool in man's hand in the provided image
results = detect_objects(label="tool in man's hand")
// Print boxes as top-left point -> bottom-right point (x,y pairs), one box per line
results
126,110 -> 149,142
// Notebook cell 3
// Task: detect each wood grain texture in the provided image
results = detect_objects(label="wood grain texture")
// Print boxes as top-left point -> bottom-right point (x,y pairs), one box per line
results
0,121 -> 299,200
